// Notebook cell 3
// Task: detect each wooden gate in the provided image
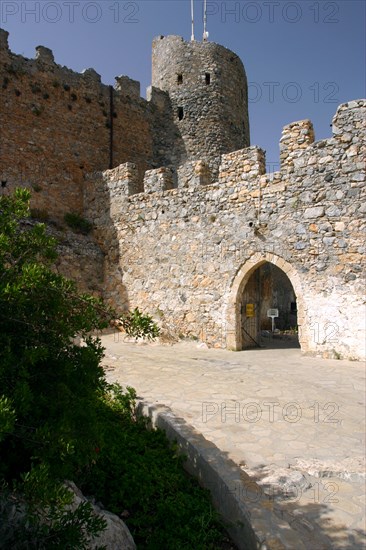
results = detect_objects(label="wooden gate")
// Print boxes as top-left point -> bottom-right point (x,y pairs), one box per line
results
241,268 -> 261,348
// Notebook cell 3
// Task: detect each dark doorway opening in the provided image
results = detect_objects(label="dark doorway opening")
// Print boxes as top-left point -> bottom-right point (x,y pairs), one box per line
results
241,262 -> 300,349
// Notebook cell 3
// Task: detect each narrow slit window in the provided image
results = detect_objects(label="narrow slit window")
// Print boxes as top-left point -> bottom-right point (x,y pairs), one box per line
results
205,73 -> 211,85
178,107 -> 184,120
177,74 -> 183,85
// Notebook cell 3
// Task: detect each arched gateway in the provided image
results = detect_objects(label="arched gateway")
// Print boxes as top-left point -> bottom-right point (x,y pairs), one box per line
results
226,253 -> 306,351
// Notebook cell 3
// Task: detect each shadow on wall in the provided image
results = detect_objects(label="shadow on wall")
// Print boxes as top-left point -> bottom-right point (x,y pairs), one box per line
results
147,86 -> 188,181
83,167 -> 131,312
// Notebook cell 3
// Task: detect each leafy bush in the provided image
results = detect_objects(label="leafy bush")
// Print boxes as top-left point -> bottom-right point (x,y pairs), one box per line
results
114,307 -> 161,340
64,212 -> 93,234
0,189 -> 233,549
0,189 -> 118,545
78,384 -> 229,549
0,467 -> 106,550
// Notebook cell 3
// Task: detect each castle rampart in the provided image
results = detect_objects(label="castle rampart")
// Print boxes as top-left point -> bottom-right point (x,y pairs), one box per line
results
0,30 -> 251,219
1,28 -> 365,359
85,100 -> 365,360
0,29 -> 160,218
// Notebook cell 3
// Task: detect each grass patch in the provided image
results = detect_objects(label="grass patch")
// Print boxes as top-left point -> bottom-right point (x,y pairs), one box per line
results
30,208 -> 49,220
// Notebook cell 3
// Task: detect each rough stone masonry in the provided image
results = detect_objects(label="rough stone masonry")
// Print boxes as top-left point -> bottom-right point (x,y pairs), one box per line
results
1,30 -> 365,360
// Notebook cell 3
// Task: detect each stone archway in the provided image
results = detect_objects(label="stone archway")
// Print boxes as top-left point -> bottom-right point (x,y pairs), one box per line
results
226,253 -> 306,351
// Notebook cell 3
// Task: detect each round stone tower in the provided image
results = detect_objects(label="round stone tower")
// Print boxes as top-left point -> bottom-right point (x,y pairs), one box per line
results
152,35 -> 250,179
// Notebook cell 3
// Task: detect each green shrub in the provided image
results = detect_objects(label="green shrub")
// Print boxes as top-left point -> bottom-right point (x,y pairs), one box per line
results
64,212 -> 93,234
115,308 -> 161,340
0,467 -> 106,549
0,189 -> 233,549
0,189 -> 117,545
78,384 -> 229,549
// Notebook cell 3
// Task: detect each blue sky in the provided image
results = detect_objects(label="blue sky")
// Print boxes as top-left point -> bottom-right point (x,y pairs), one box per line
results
1,0 -> 365,168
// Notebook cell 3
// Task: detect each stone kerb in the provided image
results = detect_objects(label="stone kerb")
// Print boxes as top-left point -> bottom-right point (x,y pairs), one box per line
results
218,147 -> 266,186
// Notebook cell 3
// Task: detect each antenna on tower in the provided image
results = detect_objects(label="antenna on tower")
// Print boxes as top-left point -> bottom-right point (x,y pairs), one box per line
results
191,0 -> 195,41
203,0 -> 209,41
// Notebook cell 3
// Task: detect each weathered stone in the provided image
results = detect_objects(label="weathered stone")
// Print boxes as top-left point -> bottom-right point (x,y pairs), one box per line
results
64,482 -> 136,549
304,206 -> 325,219
83,98 -> 365,361
335,221 -> 345,231
326,205 -> 341,217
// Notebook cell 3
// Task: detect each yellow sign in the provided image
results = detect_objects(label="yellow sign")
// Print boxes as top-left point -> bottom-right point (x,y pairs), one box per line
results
246,304 -> 255,317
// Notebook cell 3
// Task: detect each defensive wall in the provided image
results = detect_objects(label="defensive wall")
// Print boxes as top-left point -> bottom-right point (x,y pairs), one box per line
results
1,28 -> 364,359
0,31 -> 249,218
85,100 -> 366,360
0,28 -> 160,219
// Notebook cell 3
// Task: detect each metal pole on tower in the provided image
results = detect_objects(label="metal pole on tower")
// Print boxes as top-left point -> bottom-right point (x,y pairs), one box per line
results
203,0 -> 209,41
191,0 -> 195,41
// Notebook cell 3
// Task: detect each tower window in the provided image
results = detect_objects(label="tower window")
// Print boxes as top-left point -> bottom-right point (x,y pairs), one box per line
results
205,73 -> 211,85
178,107 -> 184,120
177,74 -> 183,85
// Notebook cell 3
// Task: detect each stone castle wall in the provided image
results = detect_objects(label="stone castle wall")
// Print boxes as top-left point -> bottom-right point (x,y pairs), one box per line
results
1,28 -> 364,359
0,30 -> 250,219
85,100 -> 365,360
0,29 -> 160,220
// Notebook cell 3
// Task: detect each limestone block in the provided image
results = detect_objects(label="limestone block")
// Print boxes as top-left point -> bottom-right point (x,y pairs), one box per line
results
64,481 -> 136,549
144,167 -> 174,193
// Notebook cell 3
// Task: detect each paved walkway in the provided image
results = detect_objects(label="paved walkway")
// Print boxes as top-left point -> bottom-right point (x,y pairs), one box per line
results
100,333 -> 366,549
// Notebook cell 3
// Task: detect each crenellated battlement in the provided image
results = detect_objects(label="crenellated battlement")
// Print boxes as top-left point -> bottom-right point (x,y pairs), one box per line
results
0,27 -> 156,102
85,99 -> 365,208
0,28 -> 177,219
279,120 -> 315,173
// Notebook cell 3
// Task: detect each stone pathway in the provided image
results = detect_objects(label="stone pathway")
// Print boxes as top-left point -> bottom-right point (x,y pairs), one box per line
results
100,333 -> 366,549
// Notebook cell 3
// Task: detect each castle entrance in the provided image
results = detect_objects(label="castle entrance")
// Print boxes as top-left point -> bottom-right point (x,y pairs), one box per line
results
226,253 -> 304,351
241,262 -> 299,349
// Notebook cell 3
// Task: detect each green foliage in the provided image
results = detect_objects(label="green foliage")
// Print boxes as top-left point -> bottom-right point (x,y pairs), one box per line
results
0,190 -> 231,549
0,466 -> 106,549
64,212 -> 93,235
0,397 -> 16,443
116,308 -> 160,340
79,384 -> 227,549
0,189 -> 114,545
